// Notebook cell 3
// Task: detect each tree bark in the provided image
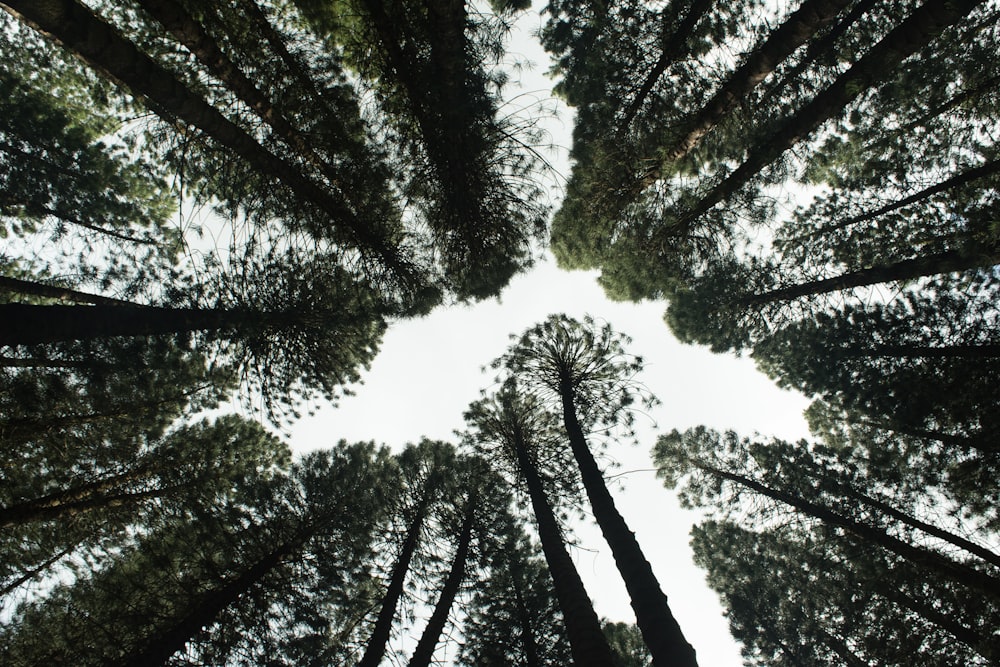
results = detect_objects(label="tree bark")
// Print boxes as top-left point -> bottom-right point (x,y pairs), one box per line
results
700,461 -> 1000,600
0,303 -> 248,346
0,0 -> 408,276
407,491 -> 476,667
657,0 -> 853,167
123,530 -> 309,667
357,493 -> 431,667
738,243 -> 1000,307
0,483 -> 185,528
0,275 -> 134,306
676,0 -> 987,230
559,377 -> 698,667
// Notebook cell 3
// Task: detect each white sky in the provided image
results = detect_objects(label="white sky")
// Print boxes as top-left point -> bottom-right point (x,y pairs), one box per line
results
281,6 -> 813,665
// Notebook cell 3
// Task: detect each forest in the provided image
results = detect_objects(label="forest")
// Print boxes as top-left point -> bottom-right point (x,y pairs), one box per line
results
0,0 -> 998,665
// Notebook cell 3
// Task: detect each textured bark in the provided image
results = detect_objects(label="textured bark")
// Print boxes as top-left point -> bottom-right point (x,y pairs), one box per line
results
358,494 -> 431,667
805,158 -> 1000,238
738,243 -> 1000,307
701,461 -> 1000,599
619,0 -> 715,129
407,492 -> 476,667
559,378 -> 698,667
0,303 -> 248,346
0,0 -> 406,273
122,533 -> 307,667
658,0 -> 853,166
0,483 -> 184,527
511,429 -> 616,667
136,0 -> 338,179
0,275 -> 134,306
677,0 -> 987,229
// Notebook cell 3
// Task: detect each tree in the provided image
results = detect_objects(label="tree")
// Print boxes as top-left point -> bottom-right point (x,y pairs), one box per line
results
0,441 -> 395,666
655,427 -> 1000,600
495,315 -> 697,667
692,520 -> 1000,665
465,385 -> 618,667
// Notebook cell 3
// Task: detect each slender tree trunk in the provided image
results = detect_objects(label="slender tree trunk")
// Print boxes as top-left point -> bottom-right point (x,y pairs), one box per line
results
619,0 -> 715,130
0,303 -> 248,346
738,243 -> 1000,307
509,558 -> 543,667
407,491 -> 476,667
833,482 -> 1000,568
358,494 -> 432,667
0,483 -> 185,527
510,429 -> 617,667
0,275 -> 133,306
795,158 -> 1000,240
558,377 -> 698,667
0,544 -> 77,597
676,0 -> 987,229
700,461 -> 1000,599
881,581 -> 1000,661
0,0 -> 407,275
123,530 -> 309,667
656,0 -> 852,167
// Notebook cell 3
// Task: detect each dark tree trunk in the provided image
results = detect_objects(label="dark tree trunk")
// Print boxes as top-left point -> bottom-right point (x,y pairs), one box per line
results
123,532 -> 308,667
0,483 -> 184,527
701,462 -> 1000,599
677,0 -> 987,229
0,275 -> 133,306
0,0 -> 407,274
738,243 -> 1000,307
0,303 -> 246,346
619,0 -> 715,130
358,494 -> 431,667
407,492 -> 476,667
510,429 -> 617,667
0,544 -> 77,597
509,558 -> 543,667
657,0 -> 853,166
558,377 -> 698,667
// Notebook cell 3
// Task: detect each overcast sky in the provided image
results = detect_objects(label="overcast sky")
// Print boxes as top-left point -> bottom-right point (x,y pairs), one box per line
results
281,7 -> 814,664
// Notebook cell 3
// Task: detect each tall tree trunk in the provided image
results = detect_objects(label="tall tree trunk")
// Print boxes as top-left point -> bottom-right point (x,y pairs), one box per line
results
0,275 -> 134,306
699,461 -> 1000,599
358,493 -> 432,667
738,243 -> 1000,307
135,0 -> 341,182
558,377 -> 698,667
676,0 -> 987,230
509,556 -> 543,667
0,483 -> 186,527
656,0 -> 853,168
0,303 -> 251,346
123,530 -> 309,667
510,429 -> 617,667
0,0 -> 408,276
794,157 -> 1000,240
0,544 -> 77,597
407,491 -> 476,667
618,0 -> 716,130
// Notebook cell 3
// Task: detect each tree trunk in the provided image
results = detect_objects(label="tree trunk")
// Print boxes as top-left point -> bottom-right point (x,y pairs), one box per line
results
559,377 -> 698,667
358,493 -> 431,667
657,0 -> 853,167
0,483 -> 185,528
700,461 -> 1000,599
677,0 -> 987,229
797,157 -> 1000,240
738,243 -> 1000,307
0,303 -> 246,346
836,343 -> 1000,359
407,491 -> 476,667
619,0 -> 715,130
123,530 -> 308,667
0,275 -> 134,306
510,428 -> 617,667
0,0 -> 407,275
509,558 -> 543,667
0,544 -> 76,597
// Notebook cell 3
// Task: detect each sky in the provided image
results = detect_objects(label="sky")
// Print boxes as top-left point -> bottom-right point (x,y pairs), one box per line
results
279,6 -> 814,665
